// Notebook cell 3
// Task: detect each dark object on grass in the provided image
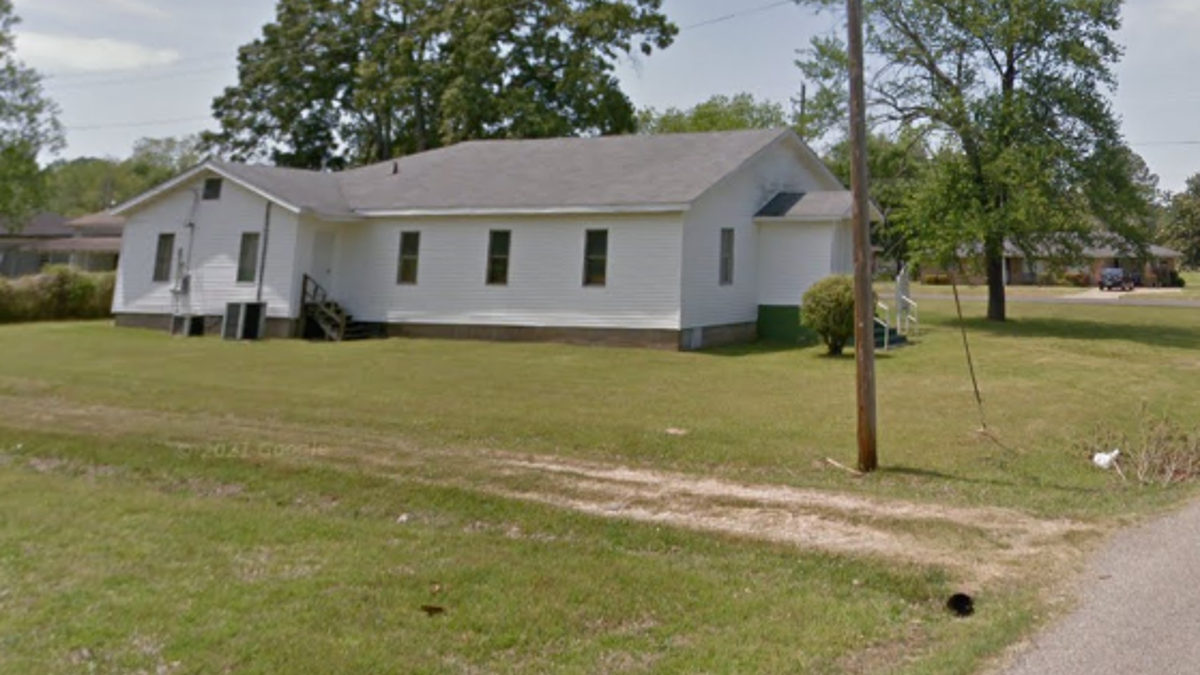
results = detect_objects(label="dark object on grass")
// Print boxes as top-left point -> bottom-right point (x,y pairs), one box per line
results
420,604 -> 445,617
947,593 -> 974,617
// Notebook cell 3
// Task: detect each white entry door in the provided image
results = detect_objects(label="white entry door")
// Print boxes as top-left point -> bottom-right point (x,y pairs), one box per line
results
311,231 -> 336,291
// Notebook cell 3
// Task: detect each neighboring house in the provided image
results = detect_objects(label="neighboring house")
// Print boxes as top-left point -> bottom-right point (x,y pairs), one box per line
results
1,213 -> 73,277
1004,243 -> 1183,287
930,240 -> 1185,287
111,129 -> 876,349
59,212 -> 126,273
0,212 -> 124,278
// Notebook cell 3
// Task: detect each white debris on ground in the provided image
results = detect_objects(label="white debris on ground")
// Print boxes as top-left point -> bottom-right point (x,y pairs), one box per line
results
1093,449 -> 1121,470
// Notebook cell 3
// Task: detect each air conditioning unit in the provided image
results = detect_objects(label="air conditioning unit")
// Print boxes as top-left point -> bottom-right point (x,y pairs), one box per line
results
222,302 -> 267,341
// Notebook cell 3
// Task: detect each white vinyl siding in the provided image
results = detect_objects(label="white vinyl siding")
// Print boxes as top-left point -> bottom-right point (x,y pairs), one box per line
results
336,214 -> 683,330
757,221 -> 845,306
114,175 -> 300,319
680,139 -> 839,329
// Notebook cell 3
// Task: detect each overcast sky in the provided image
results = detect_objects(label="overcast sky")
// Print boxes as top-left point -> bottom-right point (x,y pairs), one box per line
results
11,0 -> 1200,193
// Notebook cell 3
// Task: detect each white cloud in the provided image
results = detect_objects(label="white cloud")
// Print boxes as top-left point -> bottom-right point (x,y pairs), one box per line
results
17,0 -> 170,21
15,32 -> 181,74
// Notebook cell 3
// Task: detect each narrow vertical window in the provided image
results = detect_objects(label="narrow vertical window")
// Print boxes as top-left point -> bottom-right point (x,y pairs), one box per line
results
202,178 -> 223,201
719,228 -> 735,286
237,232 -> 261,283
487,230 -> 511,286
397,231 -> 421,285
583,230 -> 608,287
153,233 -> 175,282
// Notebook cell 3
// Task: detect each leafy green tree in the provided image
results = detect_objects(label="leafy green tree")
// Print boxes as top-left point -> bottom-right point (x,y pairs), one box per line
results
46,135 -> 202,217
1163,175 -> 1200,269
0,0 -> 63,232
796,0 -> 1150,320
637,93 -> 790,134
207,0 -> 676,169
823,129 -> 930,266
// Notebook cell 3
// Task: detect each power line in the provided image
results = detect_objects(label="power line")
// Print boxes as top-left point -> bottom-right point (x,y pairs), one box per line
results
65,116 -> 213,132
681,0 -> 796,31
1131,140 -> 1200,147
55,2 -> 800,130
42,52 -> 234,82
45,1 -> 794,91
47,65 -> 234,91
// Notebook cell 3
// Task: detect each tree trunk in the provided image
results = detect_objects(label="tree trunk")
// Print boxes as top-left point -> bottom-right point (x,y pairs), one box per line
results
985,235 -> 1007,322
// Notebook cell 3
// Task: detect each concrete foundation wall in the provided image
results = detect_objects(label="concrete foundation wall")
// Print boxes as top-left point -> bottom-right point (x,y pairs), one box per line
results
115,314 -> 755,351
385,322 -> 682,350
115,313 -> 297,339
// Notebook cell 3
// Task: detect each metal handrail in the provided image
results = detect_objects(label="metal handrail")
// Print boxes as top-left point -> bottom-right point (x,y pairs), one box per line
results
874,315 -> 890,351
898,295 -> 920,336
875,301 -> 891,351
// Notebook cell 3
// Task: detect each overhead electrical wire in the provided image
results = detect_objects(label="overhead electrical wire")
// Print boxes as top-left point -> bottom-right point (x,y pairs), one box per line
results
680,0 -> 796,31
55,0 -> 804,133
46,0 -> 796,91
65,116 -> 214,132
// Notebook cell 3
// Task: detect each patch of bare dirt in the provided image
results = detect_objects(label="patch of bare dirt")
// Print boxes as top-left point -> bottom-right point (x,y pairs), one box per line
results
0,394 -> 1095,583
473,456 -> 1093,581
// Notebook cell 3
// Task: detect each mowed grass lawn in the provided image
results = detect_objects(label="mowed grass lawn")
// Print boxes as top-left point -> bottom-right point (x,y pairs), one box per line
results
2,300 -> 1199,674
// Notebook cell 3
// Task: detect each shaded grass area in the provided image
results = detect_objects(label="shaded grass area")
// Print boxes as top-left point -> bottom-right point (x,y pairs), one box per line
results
0,430 -> 1027,675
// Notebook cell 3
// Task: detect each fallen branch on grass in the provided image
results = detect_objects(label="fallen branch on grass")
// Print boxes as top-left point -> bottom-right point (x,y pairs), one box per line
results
825,458 -> 865,477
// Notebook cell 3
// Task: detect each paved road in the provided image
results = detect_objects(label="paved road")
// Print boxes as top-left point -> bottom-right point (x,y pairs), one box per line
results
995,499 -> 1200,675
914,293 -> 1200,309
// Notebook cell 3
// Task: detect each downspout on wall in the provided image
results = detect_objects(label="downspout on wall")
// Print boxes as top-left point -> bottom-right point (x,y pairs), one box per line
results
256,202 -> 272,304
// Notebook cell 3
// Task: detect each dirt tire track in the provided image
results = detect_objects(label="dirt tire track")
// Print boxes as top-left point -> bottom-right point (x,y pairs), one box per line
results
0,395 -> 1095,582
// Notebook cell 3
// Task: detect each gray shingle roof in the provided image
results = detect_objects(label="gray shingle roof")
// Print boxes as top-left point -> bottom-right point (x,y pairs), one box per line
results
0,213 -> 71,237
192,129 -> 806,217
24,237 -> 122,253
211,161 -> 357,219
338,128 -> 791,212
121,129 -> 851,219
67,212 -> 126,237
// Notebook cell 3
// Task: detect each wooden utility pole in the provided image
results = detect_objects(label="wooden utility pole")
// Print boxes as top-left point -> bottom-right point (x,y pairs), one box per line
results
847,0 -> 878,472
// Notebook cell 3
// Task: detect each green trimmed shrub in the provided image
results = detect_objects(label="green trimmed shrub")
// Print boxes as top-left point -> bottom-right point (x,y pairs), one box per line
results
801,275 -> 857,356
0,268 -> 115,324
